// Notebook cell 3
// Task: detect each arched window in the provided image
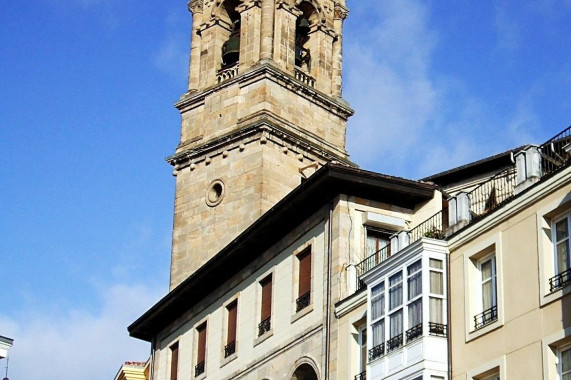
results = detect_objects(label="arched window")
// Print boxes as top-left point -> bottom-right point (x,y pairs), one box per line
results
291,363 -> 318,380
219,0 -> 241,68
295,1 -> 318,70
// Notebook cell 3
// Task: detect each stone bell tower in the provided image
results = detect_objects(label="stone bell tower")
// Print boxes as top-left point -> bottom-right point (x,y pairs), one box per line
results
167,0 -> 354,289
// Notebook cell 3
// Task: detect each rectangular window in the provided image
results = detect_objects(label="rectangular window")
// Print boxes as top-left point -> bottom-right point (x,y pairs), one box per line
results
387,271 -> 403,351
170,343 -> 179,380
367,229 -> 391,264
259,275 -> 272,336
406,260 -> 422,342
551,214 -> 571,292
359,326 -> 367,372
296,248 -> 311,312
561,345 -> 571,380
195,323 -> 207,376
225,301 -> 237,358
429,258 -> 446,336
369,282 -> 385,361
474,255 -> 498,329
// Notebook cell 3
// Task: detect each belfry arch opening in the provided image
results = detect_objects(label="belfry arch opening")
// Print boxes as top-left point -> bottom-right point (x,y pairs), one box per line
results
295,1 -> 318,70
219,0 -> 241,68
291,363 -> 318,380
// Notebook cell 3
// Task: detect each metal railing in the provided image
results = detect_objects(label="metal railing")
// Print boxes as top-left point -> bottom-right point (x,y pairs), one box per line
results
468,166 -> 517,220
217,63 -> 239,83
368,343 -> 385,361
428,322 -> 447,337
296,292 -> 311,312
258,317 -> 271,336
224,340 -> 236,358
474,305 -> 498,329
549,267 -> 571,292
539,125 -> 571,176
386,334 -> 403,352
355,244 -> 392,290
405,323 -> 423,343
354,371 -> 367,380
408,211 -> 446,241
195,361 -> 205,376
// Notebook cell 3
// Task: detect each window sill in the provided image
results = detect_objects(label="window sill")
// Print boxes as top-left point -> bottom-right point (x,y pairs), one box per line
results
291,303 -> 313,324
220,351 -> 237,368
253,329 -> 273,347
541,280 -> 571,307
467,317 -> 503,342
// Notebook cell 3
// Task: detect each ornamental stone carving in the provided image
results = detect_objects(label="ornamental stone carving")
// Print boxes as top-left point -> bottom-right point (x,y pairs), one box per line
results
188,0 -> 204,14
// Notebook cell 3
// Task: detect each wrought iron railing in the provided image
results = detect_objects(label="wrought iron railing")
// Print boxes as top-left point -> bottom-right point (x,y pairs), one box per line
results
474,305 -> 498,329
405,323 -> 423,343
386,334 -> 403,352
356,244 -> 392,290
296,291 -> 311,312
408,211 -> 446,241
294,67 -> 316,87
368,343 -> 385,361
217,63 -> 239,83
354,371 -> 367,380
428,322 -> 447,337
224,340 -> 236,358
468,166 -> 517,220
195,361 -> 205,376
539,125 -> 571,176
549,267 -> 571,292
258,317 -> 271,336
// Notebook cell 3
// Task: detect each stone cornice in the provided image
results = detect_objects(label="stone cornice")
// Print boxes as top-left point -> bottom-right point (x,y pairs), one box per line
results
166,119 -> 355,171
175,62 -> 354,119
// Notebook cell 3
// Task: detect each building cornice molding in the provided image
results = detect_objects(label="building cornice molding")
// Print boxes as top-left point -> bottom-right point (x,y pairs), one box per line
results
175,62 -> 354,119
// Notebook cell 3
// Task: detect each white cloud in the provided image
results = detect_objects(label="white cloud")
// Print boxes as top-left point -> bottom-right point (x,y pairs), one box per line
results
0,283 -> 164,380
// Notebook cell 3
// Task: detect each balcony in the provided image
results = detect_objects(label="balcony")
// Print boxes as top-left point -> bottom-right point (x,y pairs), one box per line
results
405,323 -> 423,343
368,343 -> 385,361
195,361 -> 205,376
294,67 -> 315,88
217,63 -> 239,83
258,317 -> 271,336
386,334 -> 403,352
224,340 -> 236,358
428,322 -> 447,337
354,371 -> 366,380
549,267 -> 571,292
296,291 -> 311,312
474,305 -> 498,329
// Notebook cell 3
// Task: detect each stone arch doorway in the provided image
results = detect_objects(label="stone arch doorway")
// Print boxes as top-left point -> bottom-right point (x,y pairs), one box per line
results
291,363 -> 318,380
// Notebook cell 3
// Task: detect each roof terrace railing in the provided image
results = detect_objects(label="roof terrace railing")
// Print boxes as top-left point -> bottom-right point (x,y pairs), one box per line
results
467,166 -> 517,220
539,125 -> 571,176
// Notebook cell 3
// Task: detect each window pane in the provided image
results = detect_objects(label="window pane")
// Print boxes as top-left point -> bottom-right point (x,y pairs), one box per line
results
430,258 -> 443,269
481,260 -> 492,281
562,346 -> 571,375
389,310 -> 403,338
170,343 -> 179,380
261,276 -> 272,321
298,250 -> 311,296
408,299 -> 422,327
389,272 -> 403,309
197,323 -> 207,364
360,328 -> 367,371
408,261 -> 422,300
556,218 -> 569,242
372,319 -> 384,346
557,240 -> 570,272
482,279 -> 493,310
227,301 -> 237,344
429,297 -> 443,323
430,270 -> 444,295
371,291 -> 385,320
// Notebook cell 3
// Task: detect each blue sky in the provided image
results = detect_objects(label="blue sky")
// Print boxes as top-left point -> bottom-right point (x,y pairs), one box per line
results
0,0 -> 569,379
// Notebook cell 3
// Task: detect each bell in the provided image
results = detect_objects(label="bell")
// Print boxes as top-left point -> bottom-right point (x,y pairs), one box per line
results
297,18 -> 310,36
222,35 -> 240,66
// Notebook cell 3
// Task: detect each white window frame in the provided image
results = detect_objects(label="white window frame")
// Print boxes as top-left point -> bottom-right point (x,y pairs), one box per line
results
429,258 -> 445,329
559,343 -> 571,380
406,260 -> 423,342
553,213 -> 571,283
388,271 -> 404,351
369,281 -> 385,362
464,235 -> 503,341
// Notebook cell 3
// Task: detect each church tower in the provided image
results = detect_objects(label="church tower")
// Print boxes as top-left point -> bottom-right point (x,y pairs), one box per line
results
168,0 -> 354,289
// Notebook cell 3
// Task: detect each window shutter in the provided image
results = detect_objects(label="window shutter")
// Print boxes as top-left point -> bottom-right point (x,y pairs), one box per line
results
261,276 -> 272,321
227,301 -> 237,344
170,343 -> 179,380
298,249 -> 311,296
197,323 -> 207,364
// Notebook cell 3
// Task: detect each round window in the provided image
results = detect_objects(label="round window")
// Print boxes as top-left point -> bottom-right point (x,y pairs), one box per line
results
206,180 -> 225,207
